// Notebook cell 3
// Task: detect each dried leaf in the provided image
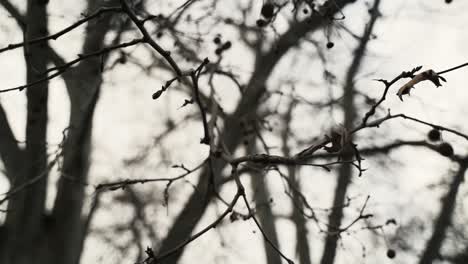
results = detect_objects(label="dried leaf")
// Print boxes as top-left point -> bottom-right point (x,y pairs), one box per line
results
324,131 -> 342,153
397,69 -> 442,101
323,126 -> 349,153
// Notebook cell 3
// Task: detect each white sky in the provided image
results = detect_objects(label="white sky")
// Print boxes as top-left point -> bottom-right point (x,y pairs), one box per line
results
1,0 -> 468,263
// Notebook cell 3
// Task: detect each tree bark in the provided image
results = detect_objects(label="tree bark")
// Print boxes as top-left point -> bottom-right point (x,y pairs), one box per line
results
49,2 -> 115,264
418,162 -> 468,264
320,2 -> 380,264
2,1 -> 49,264
0,1 -> 116,264
247,143 -> 282,264
282,101 -> 312,264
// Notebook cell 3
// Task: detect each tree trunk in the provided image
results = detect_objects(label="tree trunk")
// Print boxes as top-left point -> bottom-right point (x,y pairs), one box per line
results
283,102 -> 312,264
248,143 -> 282,264
0,1 -> 115,264
2,1 -> 49,263
320,2 -> 380,264
49,1 -> 114,262
418,162 -> 468,264
320,162 -> 353,264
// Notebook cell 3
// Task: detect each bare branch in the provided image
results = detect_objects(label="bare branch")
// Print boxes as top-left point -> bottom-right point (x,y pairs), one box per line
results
0,6 -> 123,54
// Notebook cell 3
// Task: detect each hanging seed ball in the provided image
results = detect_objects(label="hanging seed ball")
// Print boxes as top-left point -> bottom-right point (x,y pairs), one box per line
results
256,19 -> 268,27
222,41 -> 232,50
118,53 -> 127,64
303,8 -> 309,14
427,129 -> 441,141
438,142 -> 454,157
215,48 -> 222,55
386,249 -> 396,259
213,36 -> 221,44
326,42 -> 334,49
445,0 -> 452,3
261,3 -> 275,18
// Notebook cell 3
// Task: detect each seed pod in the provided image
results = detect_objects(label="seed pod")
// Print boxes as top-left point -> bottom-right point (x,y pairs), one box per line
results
427,129 -> 441,141
261,3 -> 275,18
256,19 -> 268,27
438,142 -> 454,157
118,53 -> 127,64
386,249 -> 396,259
222,41 -> 232,50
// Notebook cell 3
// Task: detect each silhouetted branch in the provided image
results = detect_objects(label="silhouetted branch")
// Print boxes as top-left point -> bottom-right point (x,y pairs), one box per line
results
0,38 -> 144,93
95,159 -> 206,192
0,6 -> 122,54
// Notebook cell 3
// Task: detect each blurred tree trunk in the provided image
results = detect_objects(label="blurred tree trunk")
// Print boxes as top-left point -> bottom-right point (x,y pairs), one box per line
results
2,1 -> 49,264
282,101 -> 312,264
49,1 -> 114,263
418,162 -> 468,264
0,1 -> 116,264
247,142 -> 282,264
320,1 -> 380,264
320,156 -> 353,264
289,168 -> 312,264
156,3 -> 356,263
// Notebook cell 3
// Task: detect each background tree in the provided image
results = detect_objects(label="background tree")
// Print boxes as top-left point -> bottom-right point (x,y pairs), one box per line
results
0,1 -> 468,264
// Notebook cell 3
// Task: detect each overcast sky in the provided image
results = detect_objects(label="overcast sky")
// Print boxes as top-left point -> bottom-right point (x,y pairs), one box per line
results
1,0 -> 468,263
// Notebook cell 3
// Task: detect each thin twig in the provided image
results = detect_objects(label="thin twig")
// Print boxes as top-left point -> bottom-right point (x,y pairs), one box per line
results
95,159 -> 206,192
437,61 -> 468,75
0,7 -> 123,54
0,38 -> 144,93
